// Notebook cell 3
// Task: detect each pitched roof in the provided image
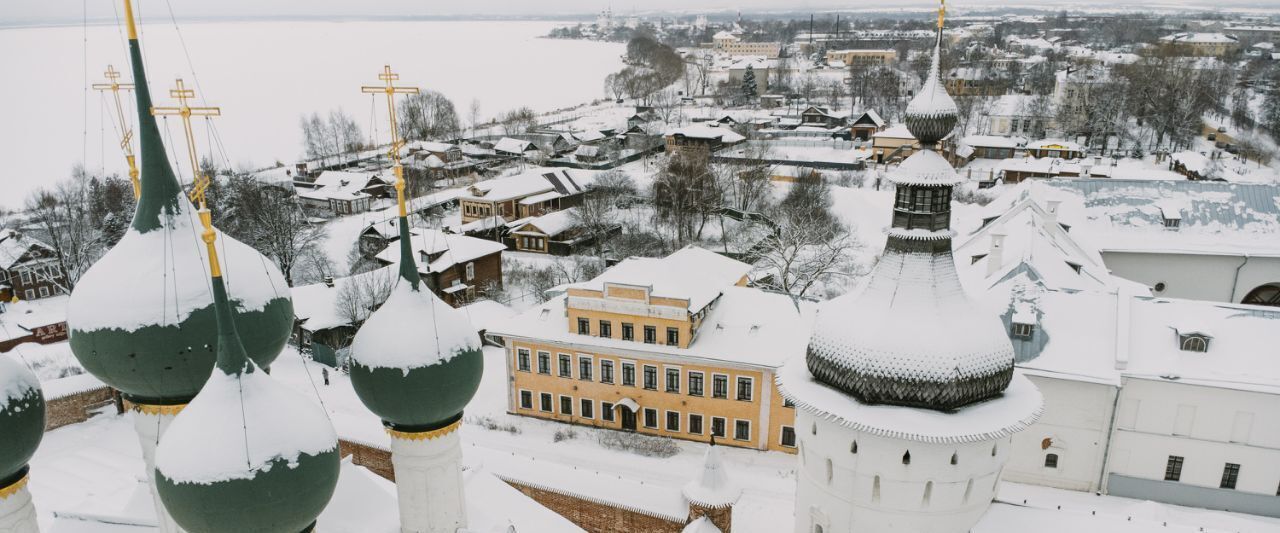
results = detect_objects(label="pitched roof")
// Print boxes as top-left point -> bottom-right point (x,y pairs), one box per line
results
513,208 -> 579,238
461,169 -> 588,203
568,246 -> 751,312
373,229 -> 506,273
0,229 -> 53,271
666,124 -> 746,144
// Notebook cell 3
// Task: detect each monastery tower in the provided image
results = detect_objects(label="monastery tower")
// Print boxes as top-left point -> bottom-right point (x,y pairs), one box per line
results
777,2 -> 1044,532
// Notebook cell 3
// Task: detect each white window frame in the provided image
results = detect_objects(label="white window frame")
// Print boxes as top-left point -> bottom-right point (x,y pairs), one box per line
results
688,371 -> 705,397
580,398 -> 594,419
665,409 -> 681,432
38,286 -> 49,298
712,373 -> 730,399
465,261 -> 475,281
518,389 -> 533,410
558,394 -> 574,416
577,354 -> 594,381
601,402 -> 616,422
621,360 -> 637,386
780,425 -> 797,448
24,289 -> 34,300
664,365 -> 682,393
20,270 -> 31,284
688,413 -> 704,435
599,359 -> 615,384
643,408 -> 659,429
736,376 -> 755,402
537,351 -> 551,374
516,348 -> 531,372
734,418 -> 752,441
539,392 -> 553,412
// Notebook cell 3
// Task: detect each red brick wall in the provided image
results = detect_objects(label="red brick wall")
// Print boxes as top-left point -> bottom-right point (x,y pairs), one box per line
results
503,479 -> 687,533
44,386 -> 117,430
338,439 -> 395,481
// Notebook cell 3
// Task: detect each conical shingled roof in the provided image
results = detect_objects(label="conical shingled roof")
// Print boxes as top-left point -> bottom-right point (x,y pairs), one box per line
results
805,14 -> 1015,411
681,444 -> 740,509
67,13 -> 293,405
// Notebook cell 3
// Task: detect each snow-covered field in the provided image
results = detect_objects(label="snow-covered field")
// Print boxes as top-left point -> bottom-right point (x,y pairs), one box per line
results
0,19 -> 624,208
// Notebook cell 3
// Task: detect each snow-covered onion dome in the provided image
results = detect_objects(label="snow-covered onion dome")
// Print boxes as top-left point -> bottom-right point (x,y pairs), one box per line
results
0,356 -> 44,491
348,217 -> 483,431
805,28 -> 1014,411
67,28 -> 293,406
682,444 -> 741,510
154,217 -> 338,533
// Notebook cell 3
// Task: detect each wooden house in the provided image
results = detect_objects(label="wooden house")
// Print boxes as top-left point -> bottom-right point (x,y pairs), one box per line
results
373,229 -> 506,306
0,229 -> 67,301
1025,140 -> 1085,160
510,208 -> 619,256
664,124 -> 746,155
799,106 -> 848,129
296,170 -> 388,215
849,110 -> 887,141
458,169 -> 590,224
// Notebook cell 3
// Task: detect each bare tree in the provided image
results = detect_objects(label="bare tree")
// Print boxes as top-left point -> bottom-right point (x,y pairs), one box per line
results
22,166 -> 103,290
398,91 -> 461,141
755,180 -> 856,299
335,267 -> 396,326
468,99 -> 483,137
572,169 -> 635,257
651,151 -> 724,244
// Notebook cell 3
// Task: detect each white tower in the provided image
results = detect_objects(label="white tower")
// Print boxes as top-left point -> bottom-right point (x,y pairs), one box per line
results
778,2 -> 1043,532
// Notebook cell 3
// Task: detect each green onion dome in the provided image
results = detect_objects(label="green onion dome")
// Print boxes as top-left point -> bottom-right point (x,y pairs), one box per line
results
0,355 -> 45,487
348,217 -> 483,431
66,30 -> 293,406
155,275 -> 338,533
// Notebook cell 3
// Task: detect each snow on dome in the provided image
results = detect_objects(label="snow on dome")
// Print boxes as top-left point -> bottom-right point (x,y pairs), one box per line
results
349,280 -> 480,373
887,149 -> 962,186
0,355 -> 40,411
682,517 -> 723,533
681,445 -> 740,509
905,46 -> 958,122
68,197 -> 288,332
806,245 -> 1016,410
155,367 -> 338,484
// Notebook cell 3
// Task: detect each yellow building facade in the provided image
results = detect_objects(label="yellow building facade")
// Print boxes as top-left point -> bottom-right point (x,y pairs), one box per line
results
493,247 -> 810,454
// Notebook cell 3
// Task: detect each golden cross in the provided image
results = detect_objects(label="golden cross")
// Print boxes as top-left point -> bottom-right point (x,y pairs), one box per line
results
938,0 -> 946,30
92,65 -> 141,197
151,78 -> 221,206
360,65 -> 419,217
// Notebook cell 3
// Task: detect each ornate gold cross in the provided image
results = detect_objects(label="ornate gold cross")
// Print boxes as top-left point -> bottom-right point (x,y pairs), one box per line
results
92,65 -> 141,197
151,78 -> 221,203
361,65 -> 419,217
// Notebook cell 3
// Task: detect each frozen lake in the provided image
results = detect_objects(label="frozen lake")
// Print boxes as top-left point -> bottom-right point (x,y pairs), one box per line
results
0,19 -> 624,208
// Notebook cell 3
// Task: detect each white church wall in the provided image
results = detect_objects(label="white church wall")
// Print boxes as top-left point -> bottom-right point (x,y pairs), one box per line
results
1101,251 -> 1280,304
1003,375 -> 1117,492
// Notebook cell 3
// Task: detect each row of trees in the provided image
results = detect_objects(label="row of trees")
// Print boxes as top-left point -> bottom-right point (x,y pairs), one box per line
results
299,109 -> 365,166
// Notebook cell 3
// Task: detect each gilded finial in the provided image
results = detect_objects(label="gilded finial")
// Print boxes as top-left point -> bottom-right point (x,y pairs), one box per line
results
938,0 -> 946,30
360,65 -> 420,217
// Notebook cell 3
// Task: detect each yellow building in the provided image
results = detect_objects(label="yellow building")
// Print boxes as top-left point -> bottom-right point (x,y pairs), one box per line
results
1158,32 -> 1241,57
824,49 -> 897,68
491,246 -> 812,453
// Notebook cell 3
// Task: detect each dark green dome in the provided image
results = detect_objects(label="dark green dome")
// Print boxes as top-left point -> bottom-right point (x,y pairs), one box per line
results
157,447 -> 339,533
66,35 -> 292,405
348,216 -> 484,431
0,355 -> 45,483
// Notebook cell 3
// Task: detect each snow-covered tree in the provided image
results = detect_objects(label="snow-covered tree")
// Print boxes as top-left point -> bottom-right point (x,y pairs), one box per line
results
741,64 -> 758,101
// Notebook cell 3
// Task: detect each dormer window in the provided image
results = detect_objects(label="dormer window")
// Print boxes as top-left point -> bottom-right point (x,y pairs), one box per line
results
1066,261 -> 1082,274
1163,217 -> 1181,229
1011,304 -> 1035,339
1179,333 -> 1210,352
1012,323 -> 1034,338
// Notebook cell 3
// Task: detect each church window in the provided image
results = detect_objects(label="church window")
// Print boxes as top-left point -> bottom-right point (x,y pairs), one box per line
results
902,450 -> 911,465
950,452 -> 958,465
851,441 -> 858,454
1179,334 -> 1210,352
1044,453 -> 1059,468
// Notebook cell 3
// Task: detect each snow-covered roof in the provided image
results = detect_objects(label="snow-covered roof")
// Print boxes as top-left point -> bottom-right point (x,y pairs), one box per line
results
712,30 -> 739,40
494,137 -> 537,155
0,229 -> 52,271
852,109 -> 885,127
963,135 -> 1025,149
461,168 -> 588,203
513,208 -> 579,238
373,229 -> 506,273
872,123 -> 914,139
888,149 -> 962,186
291,266 -> 395,332
493,285 -> 812,369
666,124 -> 746,144
459,299 -> 517,333
984,180 -> 1280,256
568,246 -> 751,313
1026,139 -> 1083,152
1160,32 -> 1238,44
519,190 -> 565,205
778,361 -> 1044,444
248,165 -> 297,185
298,170 -> 381,202
681,445 -> 740,509
1169,151 -> 1209,174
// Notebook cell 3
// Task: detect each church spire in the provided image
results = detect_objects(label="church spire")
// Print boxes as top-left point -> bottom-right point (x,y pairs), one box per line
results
122,0 -> 185,233
361,65 -> 422,290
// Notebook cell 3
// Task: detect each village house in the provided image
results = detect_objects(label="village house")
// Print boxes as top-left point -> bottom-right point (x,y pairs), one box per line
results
295,170 -> 389,215
848,109 -> 886,141
961,135 -> 1026,160
823,49 -> 897,68
373,228 -> 506,306
798,106 -> 847,130
1159,32 -> 1242,57
944,66 -> 1006,96
987,94 -> 1054,138
1053,65 -> 1112,120
870,123 -> 919,163
1025,140 -> 1085,159
458,168 -> 590,224
1224,24 -> 1280,46
664,124 -> 746,155
494,137 -> 540,158
0,229 -> 67,301
768,165 -> 821,183
996,156 -> 1110,183
509,208 -> 618,256
490,246 -> 810,453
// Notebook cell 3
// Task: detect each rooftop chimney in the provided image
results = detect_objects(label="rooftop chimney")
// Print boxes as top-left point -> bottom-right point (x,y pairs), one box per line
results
1045,199 -> 1062,223
987,227 -> 1008,278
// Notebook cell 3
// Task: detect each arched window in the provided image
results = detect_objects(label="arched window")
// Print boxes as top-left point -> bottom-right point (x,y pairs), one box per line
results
922,481 -> 933,508
950,452 -> 958,465
1242,284 -> 1280,307
825,458 -> 833,484
812,423 -> 818,436
902,450 -> 911,465
1179,334 -> 1209,353
1045,453 -> 1059,468
851,440 -> 858,454
872,475 -> 881,503
991,444 -> 998,457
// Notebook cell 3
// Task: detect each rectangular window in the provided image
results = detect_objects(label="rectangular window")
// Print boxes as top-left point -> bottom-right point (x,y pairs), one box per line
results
1011,323 -> 1034,338
737,376 -> 754,401
688,372 -> 704,396
665,367 -> 681,393
622,323 -> 634,341
644,408 -> 658,429
1164,456 -> 1184,482
600,360 -> 615,384
577,318 -> 590,335
1220,463 -> 1240,489
711,417 -> 726,438
689,414 -> 704,435
578,356 -> 593,381
560,395 -> 573,416
713,374 -> 729,399
38,286 -> 48,298
537,351 -> 551,374
558,354 -> 572,378
622,362 -> 636,386
602,402 -> 615,422
644,326 -> 657,344
666,411 -> 681,432
540,393 -> 553,412
784,398 -> 795,408
519,390 -> 533,409
643,365 -> 658,390
734,420 -> 751,441
666,327 -> 680,346
781,426 -> 797,447
517,349 -> 531,372
599,320 -> 611,339
20,271 -> 31,284
580,398 -> 594,419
